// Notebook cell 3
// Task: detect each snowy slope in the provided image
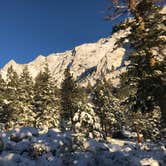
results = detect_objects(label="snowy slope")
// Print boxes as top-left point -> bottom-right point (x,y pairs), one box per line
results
0,127 -> 165,166
0,29 -> 131,87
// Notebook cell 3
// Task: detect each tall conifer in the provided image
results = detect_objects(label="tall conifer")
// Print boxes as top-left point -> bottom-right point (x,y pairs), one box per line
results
33,63 -> 59,129
60,68 -> 85,131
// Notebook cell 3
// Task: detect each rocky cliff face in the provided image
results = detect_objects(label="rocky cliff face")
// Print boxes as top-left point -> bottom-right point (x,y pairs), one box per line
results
0,29 -> 131,87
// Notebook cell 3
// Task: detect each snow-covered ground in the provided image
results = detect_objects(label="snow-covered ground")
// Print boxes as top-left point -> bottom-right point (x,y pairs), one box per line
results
0,127 -> 165,166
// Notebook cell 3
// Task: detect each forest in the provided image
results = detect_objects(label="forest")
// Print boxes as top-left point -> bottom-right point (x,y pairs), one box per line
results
0,0 -> 165,165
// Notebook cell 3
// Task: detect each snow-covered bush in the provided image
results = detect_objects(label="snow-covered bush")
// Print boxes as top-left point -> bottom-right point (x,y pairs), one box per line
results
15,104 -> 36,127
73,103 -> 102,139
124,108 -> 162,141
30,143 -> 50,158
92,79 -> 126,138
35,108 -> 59,130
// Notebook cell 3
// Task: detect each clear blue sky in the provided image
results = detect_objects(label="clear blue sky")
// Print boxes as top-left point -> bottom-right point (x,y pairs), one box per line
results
0,0 -> 119,68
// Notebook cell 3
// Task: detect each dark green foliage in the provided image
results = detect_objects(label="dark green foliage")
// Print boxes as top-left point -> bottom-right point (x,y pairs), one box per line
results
0,70 -> 14,125
86,81 -> 93,94
73,103 -> 102,139
112,21 -> 129,34
0,66 -> 36,128
4,66 -> 21,128
0,64 -> 60,130
34,64 -> 53,112
127,2 -> 165,119
17,66 -> 36,126
60,68 -> 86,131
116,1 -> 166,140
5,66 -> 20,107
33,63 -> 59,129
6,66 -> 19,88
92,79 -> 124,138
0,74 -> 11,126
0,74 -> 5,106
0,104 -> 15,125
19,65 -> 34,102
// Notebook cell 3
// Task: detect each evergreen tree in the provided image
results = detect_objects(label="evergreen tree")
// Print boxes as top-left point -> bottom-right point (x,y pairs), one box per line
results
60,68 -> 86,131
0,74 -> 6,106
92,79 -> 124,139
127,2 -> 165,122
4,65 -> 21,128
0,74 -> 8,128
73,103 -> 102,139
117,1 -> 165,140
18,65 -> 36,126
86,81 -> 93,95
33,63 -> 59,129
19,66 -> 34,100
6,65 -> 20,94
106,0 -> 164,30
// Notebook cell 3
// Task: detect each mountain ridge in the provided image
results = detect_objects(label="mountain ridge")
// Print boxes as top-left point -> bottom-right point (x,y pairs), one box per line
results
0,29 -> 131,86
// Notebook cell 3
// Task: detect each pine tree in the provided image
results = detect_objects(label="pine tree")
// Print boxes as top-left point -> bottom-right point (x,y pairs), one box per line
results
33,63 -> 59,130
86,81 -> 93,95
0,74 -> 6,106
0,74 -> 8,128
18,65 -> 36,127
127,2 -> 165,121
4,65 -> 21,128
106,0 -> 164,30
73,103 -> 102,139
60,68 -> 86,131
6,65 -> 20,94
92,79 -> 124,139
117,1 -> 165,140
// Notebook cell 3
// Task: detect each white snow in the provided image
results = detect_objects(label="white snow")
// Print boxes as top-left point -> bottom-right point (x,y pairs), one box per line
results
0,29 -> 131,87
0,127 -> 165,166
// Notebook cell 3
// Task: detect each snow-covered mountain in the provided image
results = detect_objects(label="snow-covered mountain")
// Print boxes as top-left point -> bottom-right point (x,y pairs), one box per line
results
0,29 -> 131,86
0,6 -> 166,87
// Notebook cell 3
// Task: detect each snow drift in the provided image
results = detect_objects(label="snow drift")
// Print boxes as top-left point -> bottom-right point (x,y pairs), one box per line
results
0,127 -> 165,166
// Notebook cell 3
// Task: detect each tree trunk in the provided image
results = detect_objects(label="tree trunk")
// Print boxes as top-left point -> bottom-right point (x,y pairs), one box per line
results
135,126 -> 142,143
158,96 -> 166,126
129,0 -> 145,30
136,14 -> 145,30
104,124 -> 108,138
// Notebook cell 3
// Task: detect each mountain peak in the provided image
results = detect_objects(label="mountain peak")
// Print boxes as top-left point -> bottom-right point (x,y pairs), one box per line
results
3,59 -> 17,70
8,59 -> 17,66
35,55 -> 45,61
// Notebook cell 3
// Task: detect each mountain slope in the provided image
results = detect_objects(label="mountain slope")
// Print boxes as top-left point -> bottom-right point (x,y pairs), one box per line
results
0,29 -> 131,87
